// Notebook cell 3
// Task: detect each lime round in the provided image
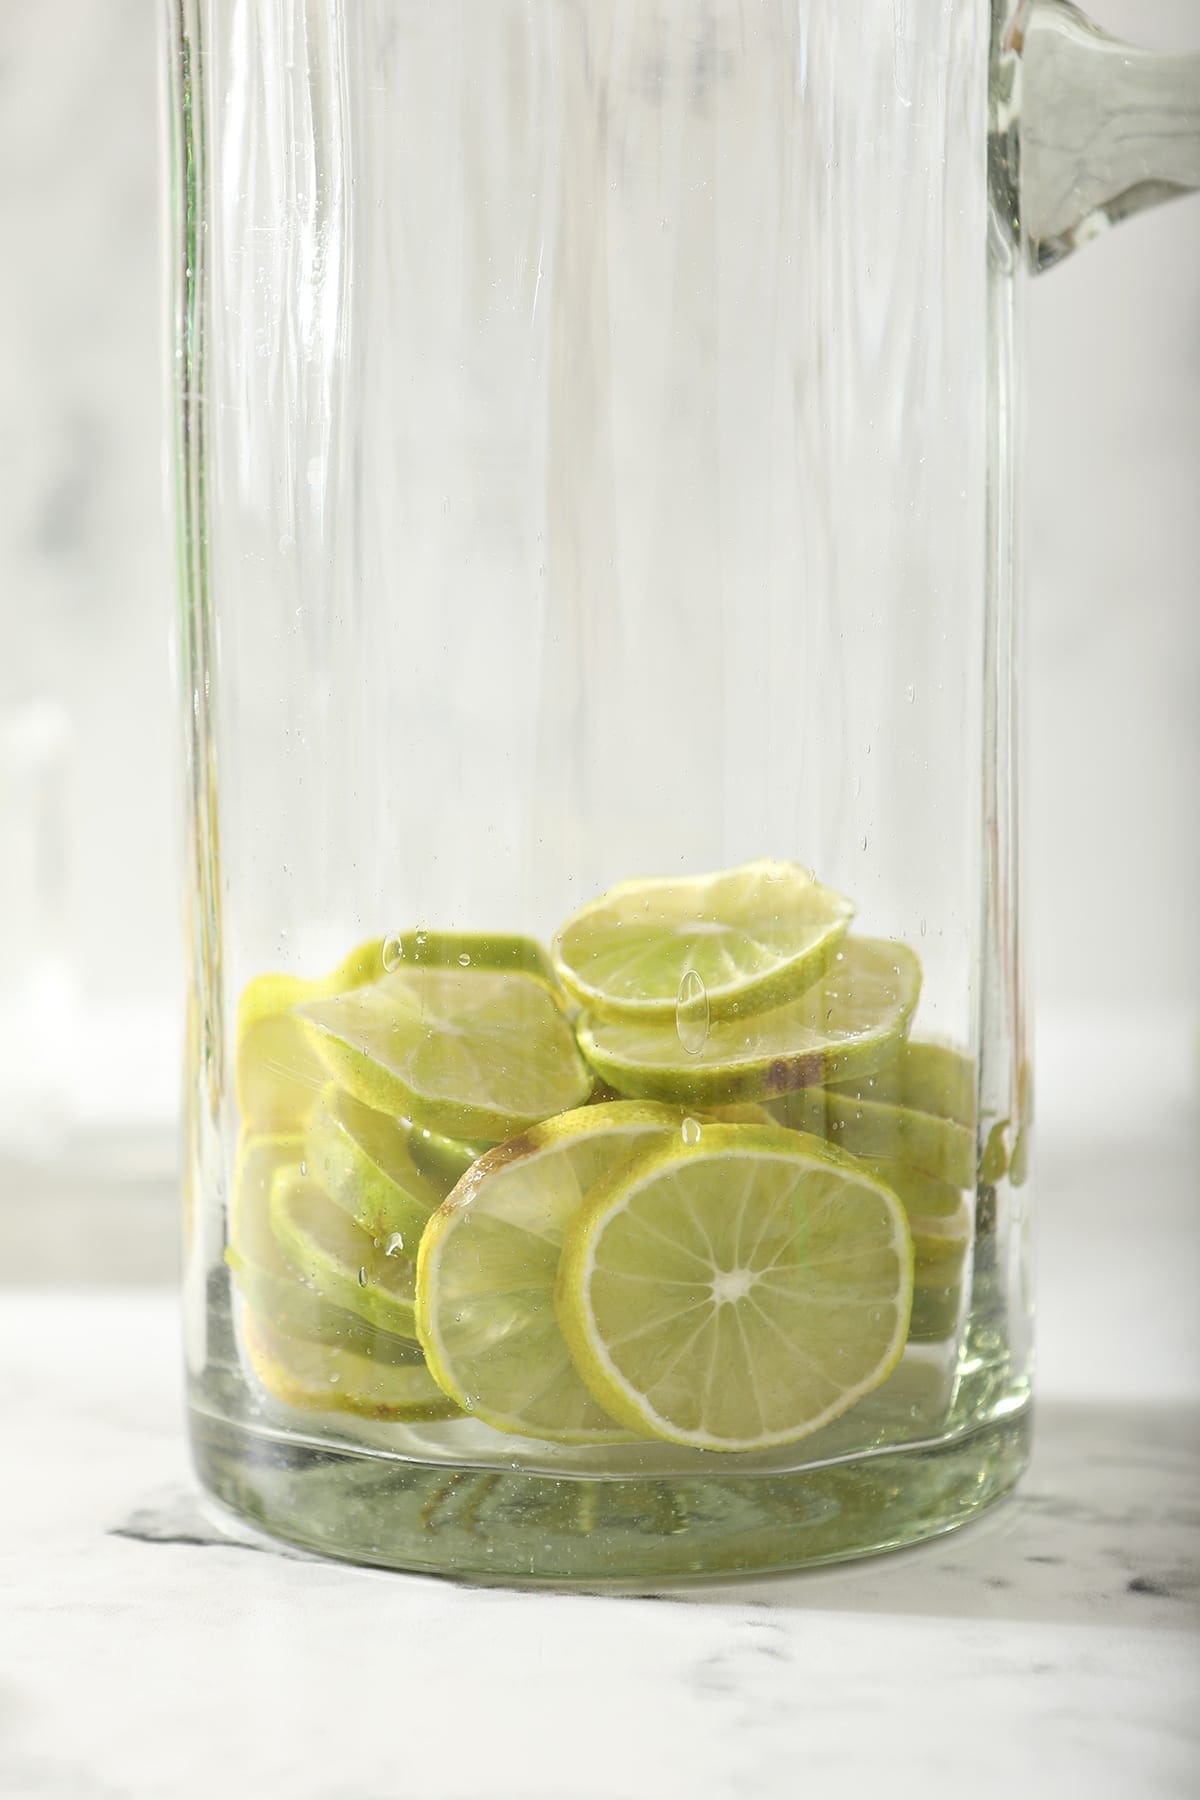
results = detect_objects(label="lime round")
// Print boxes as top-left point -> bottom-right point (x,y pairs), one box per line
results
907,1276 -> 964,1343
381,928 -> 559,987
299,963 -> 592,1142
556,1123 -> 913,1452
857,1156 -> 971,1277
834,1039 -> 975,1119
552,860 -> 853,1024
416,1103 -> 686,1443
269,1166 -> 419,1341
306,1083 -> 447,1241
576,937 -> 921,1109
226,1134 -> 422,1363
242,1311 -> 458,1422
772,1039 -> 975,1189
235,938 -> 384,1132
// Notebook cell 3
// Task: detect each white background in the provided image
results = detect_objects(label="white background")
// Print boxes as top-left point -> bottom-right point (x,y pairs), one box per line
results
0,0 -> 1196,1150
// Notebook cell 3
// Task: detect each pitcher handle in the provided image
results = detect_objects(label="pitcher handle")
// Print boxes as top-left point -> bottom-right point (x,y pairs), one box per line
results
1017,0 -> 1200,272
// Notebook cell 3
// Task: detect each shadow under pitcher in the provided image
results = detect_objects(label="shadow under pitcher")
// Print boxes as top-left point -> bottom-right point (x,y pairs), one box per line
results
166,0 -> 1200,1582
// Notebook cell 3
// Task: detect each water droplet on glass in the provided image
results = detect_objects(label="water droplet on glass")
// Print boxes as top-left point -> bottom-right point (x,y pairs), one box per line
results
385,1232 -> 405,1257
675,968 -> 710,1057
382,935 -> 403,972
457,952 -> 471,967
682,1117 -> 702,1147
357,1266 -> 367,1287
919,917 -> 928,938
298,1160 -> 307,1177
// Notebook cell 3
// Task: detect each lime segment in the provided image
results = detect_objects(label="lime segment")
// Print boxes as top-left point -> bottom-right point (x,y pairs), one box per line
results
552,859 -> 853,1023
269,1167 -> 419,1341
416,1103 -> 686,1443
556,1123 -> 913,1452
299,964 -> 592,1142
576,937 -> 921,1108
306,1083 -> 447,1240
242,1312 -> 459,1421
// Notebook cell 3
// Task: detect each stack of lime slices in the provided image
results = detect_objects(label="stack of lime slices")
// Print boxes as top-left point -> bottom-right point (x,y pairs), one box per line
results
229,860 -> 989,1450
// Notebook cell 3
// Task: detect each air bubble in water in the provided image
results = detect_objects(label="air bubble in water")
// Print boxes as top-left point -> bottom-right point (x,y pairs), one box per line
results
457,952 -> 471,966
357,1266 -> 367,1287
382,935 -> 403,972
385,1232 -> 405,1257
675,968 -> 710,1057
682,1117 -> 702,1147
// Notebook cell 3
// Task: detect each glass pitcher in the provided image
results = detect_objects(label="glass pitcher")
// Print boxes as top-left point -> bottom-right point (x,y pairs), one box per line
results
166,0 -> 1200,1582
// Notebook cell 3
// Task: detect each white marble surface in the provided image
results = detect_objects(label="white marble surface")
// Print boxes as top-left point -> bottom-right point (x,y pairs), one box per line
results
3,1060 -> 1198,1800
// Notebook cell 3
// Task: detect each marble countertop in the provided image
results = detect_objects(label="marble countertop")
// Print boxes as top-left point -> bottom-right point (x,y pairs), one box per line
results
2,1049 -> 1198,1800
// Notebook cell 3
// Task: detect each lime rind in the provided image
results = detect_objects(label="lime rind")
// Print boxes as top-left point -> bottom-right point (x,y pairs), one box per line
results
416,1103 -> 688,1443
552,859 -> 854,1023
576,937 -> 921,1108
555,1122 -> 914,1453
298,964 -> 593,1142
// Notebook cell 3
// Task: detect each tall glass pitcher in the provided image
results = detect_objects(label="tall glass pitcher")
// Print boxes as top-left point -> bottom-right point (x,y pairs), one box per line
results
167,0 -> 1200,1581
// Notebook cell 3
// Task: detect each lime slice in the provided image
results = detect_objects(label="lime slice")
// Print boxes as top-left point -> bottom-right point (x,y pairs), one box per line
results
226,1134 -> 420,1363
556,1123 -> 913,1452
771,1039 -> 976,1188
1009,1126 -> 1031,1188
703,1101 -> 777,1127
858,1157 -> 971,1277
416,1103 -> 685,1442
382,928 -> 558,987
306,1084 -> 446,1240
833,1039 -> 975,1119
298,964 -> 592,1142
235,937 -> 384,1131
980,1120 -> 1011,1185
242,1312 -> 458,1421
908,1275 -> 964,1343
552,860 -> 853,1023
576,937 -> 921,1109
408,1123 -> 493,1190
269,1167 -> 419,1341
